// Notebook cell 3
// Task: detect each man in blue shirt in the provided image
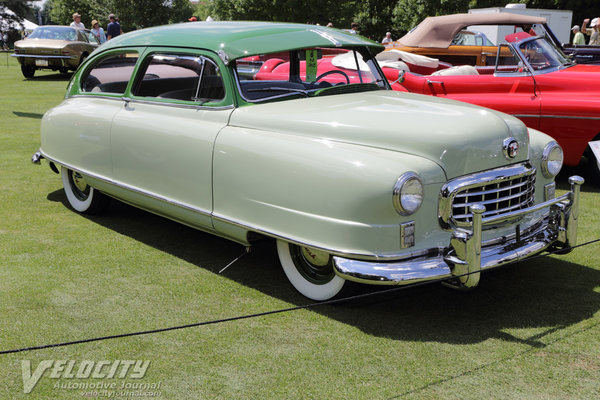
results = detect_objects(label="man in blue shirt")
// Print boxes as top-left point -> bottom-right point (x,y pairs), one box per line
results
107,13 -> 121,40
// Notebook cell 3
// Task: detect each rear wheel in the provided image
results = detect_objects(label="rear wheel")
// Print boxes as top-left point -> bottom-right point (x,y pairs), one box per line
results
276,240 -> 354,300
61,167 -> 110,214
21,65 -> 35,78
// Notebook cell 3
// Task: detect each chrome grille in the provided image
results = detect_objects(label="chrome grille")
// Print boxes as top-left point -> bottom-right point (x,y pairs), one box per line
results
439,163 -> 536,229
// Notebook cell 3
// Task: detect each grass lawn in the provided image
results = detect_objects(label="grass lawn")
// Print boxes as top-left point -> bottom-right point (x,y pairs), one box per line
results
1,52 -> 599,399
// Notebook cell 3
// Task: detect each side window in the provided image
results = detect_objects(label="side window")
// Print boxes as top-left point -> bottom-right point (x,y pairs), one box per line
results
132,53 -> 225,104
81,52 -> 139,94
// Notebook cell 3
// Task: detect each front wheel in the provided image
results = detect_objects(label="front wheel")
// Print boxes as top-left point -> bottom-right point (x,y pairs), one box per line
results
276,240 -> 354,301
61,167 -> 110,214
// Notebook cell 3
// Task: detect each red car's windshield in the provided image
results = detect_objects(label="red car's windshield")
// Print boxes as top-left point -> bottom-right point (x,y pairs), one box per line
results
518,37 -> 571,71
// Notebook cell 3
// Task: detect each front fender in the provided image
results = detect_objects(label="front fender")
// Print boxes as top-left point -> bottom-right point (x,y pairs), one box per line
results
212,126 -> 447,257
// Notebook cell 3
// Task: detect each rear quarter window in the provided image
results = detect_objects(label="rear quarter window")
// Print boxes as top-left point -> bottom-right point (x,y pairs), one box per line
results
81,52 -> 139,94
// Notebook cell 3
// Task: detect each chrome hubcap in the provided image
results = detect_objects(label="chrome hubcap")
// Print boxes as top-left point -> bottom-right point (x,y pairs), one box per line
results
72,172 -> 88,192
69,170 -> 90,201
290,245 -> 335,285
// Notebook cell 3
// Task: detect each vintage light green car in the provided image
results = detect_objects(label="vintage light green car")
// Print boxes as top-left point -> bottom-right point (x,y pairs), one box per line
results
33,21 -> 583,300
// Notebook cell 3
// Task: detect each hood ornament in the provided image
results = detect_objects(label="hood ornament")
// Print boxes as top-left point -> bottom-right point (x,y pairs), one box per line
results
503,137 -> 519,159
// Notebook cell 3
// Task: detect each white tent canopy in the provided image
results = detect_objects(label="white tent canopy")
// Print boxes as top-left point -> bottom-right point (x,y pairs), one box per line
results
0,6 -> 38,32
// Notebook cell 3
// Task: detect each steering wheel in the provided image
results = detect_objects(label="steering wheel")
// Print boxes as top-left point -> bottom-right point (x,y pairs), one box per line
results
315,70 -> 350,84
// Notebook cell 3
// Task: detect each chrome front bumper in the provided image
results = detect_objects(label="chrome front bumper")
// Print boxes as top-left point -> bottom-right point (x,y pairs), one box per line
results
333,175 -> 584,288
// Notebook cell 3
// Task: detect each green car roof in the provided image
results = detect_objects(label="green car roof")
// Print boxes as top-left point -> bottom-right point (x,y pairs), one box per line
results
97,21 -> 384,61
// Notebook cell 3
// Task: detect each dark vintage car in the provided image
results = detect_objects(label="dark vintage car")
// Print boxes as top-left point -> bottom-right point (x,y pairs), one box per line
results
12,25 -> 100,78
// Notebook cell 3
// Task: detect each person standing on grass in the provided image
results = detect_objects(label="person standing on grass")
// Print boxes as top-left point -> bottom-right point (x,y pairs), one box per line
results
70,13 -> 85,29
90,19 -> 106,44
106,13 -> 121,40
572,25 -> 585,45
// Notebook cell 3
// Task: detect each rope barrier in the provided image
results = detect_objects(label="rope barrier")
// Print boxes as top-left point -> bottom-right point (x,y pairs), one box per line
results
1,237 -> 599,356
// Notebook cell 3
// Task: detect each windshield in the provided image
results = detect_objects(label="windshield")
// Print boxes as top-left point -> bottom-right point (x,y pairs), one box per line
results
518,37 -> 570,71
451,30 -> 495,46
29,26 -> 78,41
235,47 -> 388,102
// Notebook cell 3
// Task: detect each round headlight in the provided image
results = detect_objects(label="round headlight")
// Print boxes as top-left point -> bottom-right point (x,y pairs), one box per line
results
393,172 -> 424,216
541,142 -> 563,178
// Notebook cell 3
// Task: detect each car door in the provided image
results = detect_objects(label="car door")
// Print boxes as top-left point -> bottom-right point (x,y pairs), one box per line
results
42,50 -> 139,177
110,51 -> 233,227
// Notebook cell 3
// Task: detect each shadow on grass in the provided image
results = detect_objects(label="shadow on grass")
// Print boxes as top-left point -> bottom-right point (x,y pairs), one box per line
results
13,111 -> 44,119
23,72 -> 72,81
47,188 -> 600,345
558,159 -> 599,193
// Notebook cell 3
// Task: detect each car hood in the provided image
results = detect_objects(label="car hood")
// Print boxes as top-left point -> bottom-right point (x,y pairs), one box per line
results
229,90 -> 530,180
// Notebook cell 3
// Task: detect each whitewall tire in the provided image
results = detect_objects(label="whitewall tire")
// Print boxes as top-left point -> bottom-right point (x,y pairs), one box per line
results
61,167 -> 110,214
276,240 -> 350,301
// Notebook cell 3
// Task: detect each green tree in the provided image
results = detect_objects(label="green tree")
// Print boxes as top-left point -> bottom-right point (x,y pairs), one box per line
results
46,0 -> 194,31
209,0 -> 358,27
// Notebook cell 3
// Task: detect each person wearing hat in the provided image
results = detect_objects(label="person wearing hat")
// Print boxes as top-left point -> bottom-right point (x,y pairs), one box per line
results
90,19 -> 106,44
582,18 -> 600,45
571,25 -> 585,45
70,13 -> 85,29
106,13 -> 121,40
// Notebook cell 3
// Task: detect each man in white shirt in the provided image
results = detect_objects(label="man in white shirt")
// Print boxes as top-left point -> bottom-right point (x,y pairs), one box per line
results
70,13 -> 85,29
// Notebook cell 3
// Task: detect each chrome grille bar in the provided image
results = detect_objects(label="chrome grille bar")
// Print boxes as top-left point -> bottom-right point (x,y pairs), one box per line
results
438,162 -> 536,229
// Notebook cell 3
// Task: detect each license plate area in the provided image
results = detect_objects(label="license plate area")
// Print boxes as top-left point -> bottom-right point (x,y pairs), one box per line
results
35,59 -> 48,67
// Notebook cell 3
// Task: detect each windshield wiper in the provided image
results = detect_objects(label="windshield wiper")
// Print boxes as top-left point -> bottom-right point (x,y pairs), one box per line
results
246,87 -> 309,97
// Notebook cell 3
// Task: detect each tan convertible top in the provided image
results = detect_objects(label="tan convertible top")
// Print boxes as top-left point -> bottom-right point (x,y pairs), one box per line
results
398,13 -> 547,48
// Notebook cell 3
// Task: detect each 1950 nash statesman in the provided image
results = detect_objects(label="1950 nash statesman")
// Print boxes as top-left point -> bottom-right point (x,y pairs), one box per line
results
33,22 -> 584,300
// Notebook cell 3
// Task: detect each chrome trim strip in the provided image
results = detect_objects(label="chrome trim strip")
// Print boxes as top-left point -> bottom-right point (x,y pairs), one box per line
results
40,151 -> 213,217
68,95 -> 235,111
454,179 -> 530,198
41,150 -> 436,262
70,95 -> 129,101
211,210 -> 442,261
11,54 -> 72,59
128,98 -> 235,111
512,114 -> 600,121
481,190 -> 570,226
